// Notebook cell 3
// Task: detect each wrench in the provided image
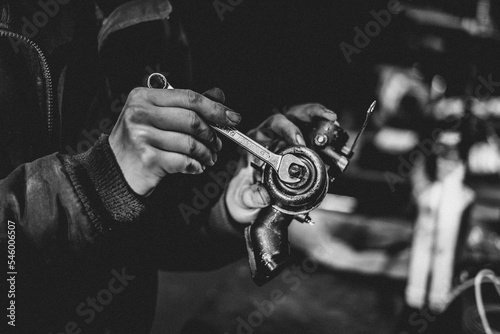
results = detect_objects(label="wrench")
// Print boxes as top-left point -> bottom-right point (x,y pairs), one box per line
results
147,73 -> 306,183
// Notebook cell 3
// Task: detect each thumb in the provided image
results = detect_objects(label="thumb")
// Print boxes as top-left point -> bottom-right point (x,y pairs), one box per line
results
203,87 -> 226,104
241,183 -> 271,209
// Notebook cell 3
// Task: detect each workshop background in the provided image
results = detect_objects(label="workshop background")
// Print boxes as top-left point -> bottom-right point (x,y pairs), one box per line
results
142,0 -> 500,333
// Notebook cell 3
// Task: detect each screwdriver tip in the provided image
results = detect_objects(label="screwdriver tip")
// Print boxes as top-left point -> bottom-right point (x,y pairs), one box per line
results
368,100 -> 377,114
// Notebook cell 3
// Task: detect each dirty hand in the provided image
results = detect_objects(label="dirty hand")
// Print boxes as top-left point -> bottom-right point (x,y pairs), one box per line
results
110,87 -> 240,196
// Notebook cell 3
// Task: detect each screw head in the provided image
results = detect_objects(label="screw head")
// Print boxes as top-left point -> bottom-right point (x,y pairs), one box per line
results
288,163 -> 305,179
314,134 -> 328,147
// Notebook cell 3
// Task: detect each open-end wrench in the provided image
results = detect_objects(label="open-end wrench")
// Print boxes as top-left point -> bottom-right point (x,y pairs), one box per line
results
147,73 -> 306,183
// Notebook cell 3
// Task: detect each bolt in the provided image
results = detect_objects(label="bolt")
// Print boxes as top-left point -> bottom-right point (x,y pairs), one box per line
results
304,214 -> 314,225
288,163 -> 305,179
314,134 -> 328,147
296,213 -> 315,225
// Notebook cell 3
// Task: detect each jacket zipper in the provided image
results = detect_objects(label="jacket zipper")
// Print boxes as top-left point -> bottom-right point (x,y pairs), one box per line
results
0,28 -> 55,140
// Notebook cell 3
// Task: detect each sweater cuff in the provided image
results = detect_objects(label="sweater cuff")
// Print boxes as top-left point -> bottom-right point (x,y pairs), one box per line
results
59,135 -> 146,232
208,189 -> 247,241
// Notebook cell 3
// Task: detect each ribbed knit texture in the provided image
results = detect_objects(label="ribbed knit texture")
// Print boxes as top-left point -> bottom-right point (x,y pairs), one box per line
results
59,134 -> 146,234
0,4 -> 10,29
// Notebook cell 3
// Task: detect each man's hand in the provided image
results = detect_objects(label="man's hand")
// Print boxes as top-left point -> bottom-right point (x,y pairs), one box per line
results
226,103 -> 337,224
109,87 -> 241,196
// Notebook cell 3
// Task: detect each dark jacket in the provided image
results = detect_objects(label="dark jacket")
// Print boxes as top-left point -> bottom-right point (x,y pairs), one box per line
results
1,134 -> 245,333
0,1 -> 245,332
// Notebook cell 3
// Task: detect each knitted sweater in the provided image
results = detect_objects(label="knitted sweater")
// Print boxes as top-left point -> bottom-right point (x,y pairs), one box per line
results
0,135 -> 246,333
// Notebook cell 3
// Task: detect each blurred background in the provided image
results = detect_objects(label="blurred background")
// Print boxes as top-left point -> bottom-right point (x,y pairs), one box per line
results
101,0 -> 500,333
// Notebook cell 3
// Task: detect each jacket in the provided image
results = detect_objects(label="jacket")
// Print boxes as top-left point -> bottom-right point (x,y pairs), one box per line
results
0,1 -> 245,332
1,135 -> 246,333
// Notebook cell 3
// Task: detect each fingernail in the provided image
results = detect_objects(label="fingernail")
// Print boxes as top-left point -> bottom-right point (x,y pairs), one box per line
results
212,154 -> 218,165
201,165 -> 206,171
226,110 -> 241,124
215,137 -> 223,151
296,133 -> 306,146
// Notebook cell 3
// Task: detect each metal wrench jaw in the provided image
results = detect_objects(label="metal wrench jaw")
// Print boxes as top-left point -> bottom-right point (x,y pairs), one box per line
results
277,154 -> 307,184
211,125 -> 306,183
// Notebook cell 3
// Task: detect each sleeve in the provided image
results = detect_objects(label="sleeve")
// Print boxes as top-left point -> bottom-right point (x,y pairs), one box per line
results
0,135 -> 147,259
0,135 -> 151,332
59,135 -> 147,233
65,136 -> 248,271
0,133 -> 246,274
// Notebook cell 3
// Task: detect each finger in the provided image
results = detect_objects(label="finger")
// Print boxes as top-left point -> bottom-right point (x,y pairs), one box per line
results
272,139 -> 288,152
146,107 -> 222,152
240,183 -> 271,209
267,114 -> 305,146
155,149 -> 205,175
287,103 -> 337,123
147,129 -> 217,167
145,88 -> 241,126
203,87 -> 226,104
247,126 -> 275,147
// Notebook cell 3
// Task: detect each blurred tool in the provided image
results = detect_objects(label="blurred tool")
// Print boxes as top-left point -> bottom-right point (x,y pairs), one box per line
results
403,0 -> 500,41
406,131 -> 475,312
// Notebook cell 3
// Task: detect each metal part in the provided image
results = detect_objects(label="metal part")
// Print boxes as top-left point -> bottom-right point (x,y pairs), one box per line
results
335,155 -> 349,173
306,119 -> 349,179
147,73 -> 172,89
296,213 -> 314,225
210,125 -> 306,183
246,146 -> 328,285
245,206 -> 292,285
146,74 -> 306,184
246,101 -> 376,285
304,101 -> 376,180
314,134 -> 328,147
345,100 -> 376,158
288,163 -> 305,179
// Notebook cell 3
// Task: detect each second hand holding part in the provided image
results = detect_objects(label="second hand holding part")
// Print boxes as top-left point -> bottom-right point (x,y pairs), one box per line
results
147,73 -> 306,184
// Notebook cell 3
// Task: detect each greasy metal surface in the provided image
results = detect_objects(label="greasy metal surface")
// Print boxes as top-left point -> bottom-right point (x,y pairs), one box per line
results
314,133 -> 328,146
245,206 -> 293,286
307,119 -> 349,170
246,145 -> 328,284
264,146 -> 328,215
246,114 -> 360,285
